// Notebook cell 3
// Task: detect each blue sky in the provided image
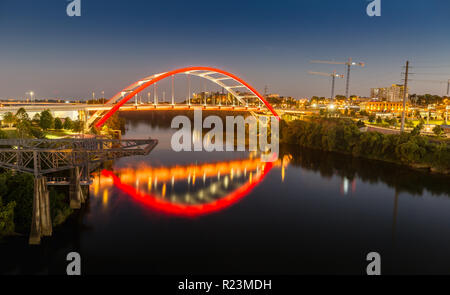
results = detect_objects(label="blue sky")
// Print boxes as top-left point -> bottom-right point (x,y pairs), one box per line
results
1,0 -> 450,100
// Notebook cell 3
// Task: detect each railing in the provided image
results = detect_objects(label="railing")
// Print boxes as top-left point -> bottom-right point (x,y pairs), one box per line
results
46,176 -> 92,186
0,138 -> 158,175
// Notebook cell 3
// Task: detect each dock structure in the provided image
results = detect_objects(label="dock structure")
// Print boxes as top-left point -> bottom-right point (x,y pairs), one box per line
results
0,138 -> 158,244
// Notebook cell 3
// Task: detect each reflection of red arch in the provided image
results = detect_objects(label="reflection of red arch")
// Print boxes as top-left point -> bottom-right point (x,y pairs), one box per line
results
95,66 -> 280,128
100,161 -> 273,217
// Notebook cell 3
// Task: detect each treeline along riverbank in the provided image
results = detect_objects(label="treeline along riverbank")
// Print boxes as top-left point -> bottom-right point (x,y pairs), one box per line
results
280,118 -> 450,175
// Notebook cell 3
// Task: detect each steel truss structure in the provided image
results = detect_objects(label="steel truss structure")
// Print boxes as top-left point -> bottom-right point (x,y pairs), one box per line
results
0,138 -> 158,244
0,138 -> 158,175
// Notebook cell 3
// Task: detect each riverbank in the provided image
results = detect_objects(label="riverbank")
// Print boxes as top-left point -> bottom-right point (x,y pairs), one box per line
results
0,172 -> 74,240
0,108 -> 94,239
280,118 -> 450,175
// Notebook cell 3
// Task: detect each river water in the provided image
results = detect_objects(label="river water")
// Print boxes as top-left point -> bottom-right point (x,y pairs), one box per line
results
1,111 -> 450,274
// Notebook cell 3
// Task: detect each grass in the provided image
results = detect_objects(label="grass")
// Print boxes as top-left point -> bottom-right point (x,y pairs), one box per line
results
0,127 -> 79,139
1,128 -> 19,138
45,129 -> 77,139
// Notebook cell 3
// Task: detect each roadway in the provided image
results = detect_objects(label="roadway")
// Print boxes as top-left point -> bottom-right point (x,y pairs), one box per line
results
0,102 -> 307,115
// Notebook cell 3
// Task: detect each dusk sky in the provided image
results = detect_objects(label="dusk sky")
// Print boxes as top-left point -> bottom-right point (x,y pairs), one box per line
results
1,0 -> 450,100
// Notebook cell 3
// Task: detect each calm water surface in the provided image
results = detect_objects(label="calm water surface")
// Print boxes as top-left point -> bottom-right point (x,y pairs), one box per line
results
1,111 -> 450,275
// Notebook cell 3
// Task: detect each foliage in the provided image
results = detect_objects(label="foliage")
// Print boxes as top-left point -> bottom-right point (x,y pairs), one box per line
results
29,127 -> 46,139
3,112 -> 17,128
0,197 -> 16,237
48,187 -> 73,226
72,120 -> 84,132
280,118 -> 450,172
32,113 -> 41,124
376,117 -> 382,124
16,108 -> 30,122
0,172 -> 34,233
63,117 -> 73,130
411,123 -> 424,136
360,110 -> 369,117
356,120 -> 365,128
54,117 -> 63,130
39,110 -> 54,130
411,93 -> 446,106
0,172 -> 73,235
0,129 -> 8,139
104,113 -> 125,132
406,119 -> 415,128
385,117 -> 398,127
433,125 -> 444,137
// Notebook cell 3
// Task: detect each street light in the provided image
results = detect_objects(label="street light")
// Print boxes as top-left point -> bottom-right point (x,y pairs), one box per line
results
26,91 -> 34,103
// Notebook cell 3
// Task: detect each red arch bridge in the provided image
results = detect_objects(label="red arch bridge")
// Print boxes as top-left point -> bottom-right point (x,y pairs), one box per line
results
88,66 -> 281,128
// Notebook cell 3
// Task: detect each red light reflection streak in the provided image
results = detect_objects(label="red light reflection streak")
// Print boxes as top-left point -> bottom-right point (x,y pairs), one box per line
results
100,161 -> 274,217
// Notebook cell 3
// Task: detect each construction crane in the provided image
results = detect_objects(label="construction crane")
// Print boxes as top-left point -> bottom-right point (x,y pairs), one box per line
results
311,58 -> 365,99
308,71 -> 344,101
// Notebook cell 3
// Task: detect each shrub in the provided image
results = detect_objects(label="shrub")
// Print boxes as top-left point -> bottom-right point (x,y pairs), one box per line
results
0,197 -> 16,237
54,118 -> 63,130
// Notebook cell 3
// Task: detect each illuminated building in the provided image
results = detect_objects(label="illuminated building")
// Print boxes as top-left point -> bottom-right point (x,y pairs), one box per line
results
364,101 -> 409,113
370,84 -> 409,102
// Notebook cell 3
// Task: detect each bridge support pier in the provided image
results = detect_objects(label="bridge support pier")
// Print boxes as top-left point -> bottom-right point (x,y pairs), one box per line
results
69,167 -> 85,209
29,177 -> 52,245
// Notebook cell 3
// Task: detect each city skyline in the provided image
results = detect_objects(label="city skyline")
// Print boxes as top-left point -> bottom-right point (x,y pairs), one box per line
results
1,0 -> 450,100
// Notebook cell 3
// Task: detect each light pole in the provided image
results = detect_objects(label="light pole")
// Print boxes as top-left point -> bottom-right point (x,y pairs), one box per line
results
27,91 -> 35,103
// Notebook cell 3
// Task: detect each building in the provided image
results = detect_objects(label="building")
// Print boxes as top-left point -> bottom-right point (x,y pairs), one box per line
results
266,93 -> 280,99
364,101 -> 409,113
370,84 -> 409,102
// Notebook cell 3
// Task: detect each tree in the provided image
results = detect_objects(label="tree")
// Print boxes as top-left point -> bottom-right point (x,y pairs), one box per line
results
104,113 -> 125,132
433,125 -> 444,137
72,120 -> 84,132
411,122 -> 424,136
16,108 -> 29,122
406,119 -> 415,129
387,117 -> 398,127
54,118 -> 63,130
356,120 -> 365,128
368,114 -> 376,123
376,116 -> 383,124
63,117 -> 73,130
16,120 -> 33,138
344,108 -> 349,116
39,110 -> 54,130
360,110 -> 369,117
0,196 -> 16,238
32,113 -> 41,124
3,112 -> 17,128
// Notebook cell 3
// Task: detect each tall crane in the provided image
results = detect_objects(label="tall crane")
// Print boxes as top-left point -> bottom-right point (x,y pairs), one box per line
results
311,58 -> 365,99
308,71 -> 344,101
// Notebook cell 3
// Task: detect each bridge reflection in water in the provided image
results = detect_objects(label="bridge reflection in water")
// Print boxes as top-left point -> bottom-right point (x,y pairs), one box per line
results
91,154 -> 291,216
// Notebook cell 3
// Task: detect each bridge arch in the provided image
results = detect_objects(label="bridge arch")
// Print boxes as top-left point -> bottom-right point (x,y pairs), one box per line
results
92,66 -> 280,128
100,160 -> 274,217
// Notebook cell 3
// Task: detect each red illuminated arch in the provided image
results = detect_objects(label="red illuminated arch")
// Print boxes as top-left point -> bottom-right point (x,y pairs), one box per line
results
100,160 -> 274,217
94,66 -> 280,128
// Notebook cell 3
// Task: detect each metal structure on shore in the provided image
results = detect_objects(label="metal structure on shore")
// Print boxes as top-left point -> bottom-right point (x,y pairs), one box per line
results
0,138 -> 158,244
